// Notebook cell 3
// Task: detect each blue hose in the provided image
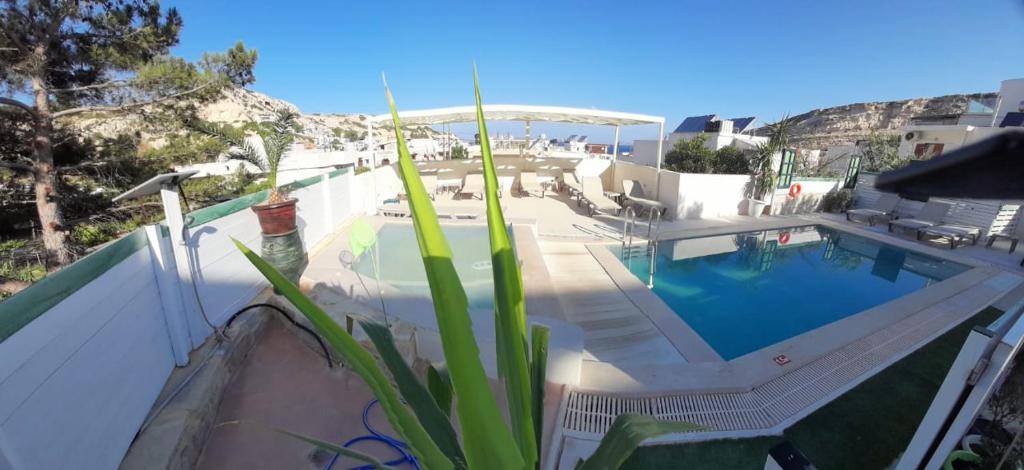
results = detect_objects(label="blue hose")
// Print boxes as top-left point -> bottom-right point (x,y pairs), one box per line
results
324,399 -> 420,470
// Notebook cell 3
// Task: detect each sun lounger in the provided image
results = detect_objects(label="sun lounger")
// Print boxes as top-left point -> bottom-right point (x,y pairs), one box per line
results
920,224 -> 982,249
581,176 -> 621,216
561,170 -> 582,196
518,171 -> 546,197
458,173 -> 485,199
621,179 -> 667,216
888,201 -> 951,237
846,193 -> 899,226
397,174 -> 437,200
986,207 -> 1024,253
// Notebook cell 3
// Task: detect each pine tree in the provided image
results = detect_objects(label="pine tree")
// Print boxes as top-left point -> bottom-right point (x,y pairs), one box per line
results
0,0 -> 256,265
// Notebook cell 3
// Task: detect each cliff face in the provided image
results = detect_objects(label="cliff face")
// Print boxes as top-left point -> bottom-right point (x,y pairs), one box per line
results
767,92 -> 996,149
67,86 -> 433,146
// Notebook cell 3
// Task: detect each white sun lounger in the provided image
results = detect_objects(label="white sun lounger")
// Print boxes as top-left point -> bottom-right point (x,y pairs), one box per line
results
561,169 -> 582,197
581,176 -> 621,216
458,173 -> 485,199
986,206 -> 1024,253
622,179 -> 667,216
846,193 -> 899,226
888,201 -> 951,237
920,224 -> 983,249
518,171 -> 546,197
398,174 -> 437,200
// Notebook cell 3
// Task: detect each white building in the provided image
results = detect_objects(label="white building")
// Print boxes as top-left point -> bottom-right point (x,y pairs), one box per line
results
629,115 -> 767,167
897,78 -> 1024,158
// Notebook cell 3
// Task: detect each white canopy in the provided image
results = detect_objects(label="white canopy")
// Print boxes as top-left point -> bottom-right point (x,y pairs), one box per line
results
368,104 -> 664,127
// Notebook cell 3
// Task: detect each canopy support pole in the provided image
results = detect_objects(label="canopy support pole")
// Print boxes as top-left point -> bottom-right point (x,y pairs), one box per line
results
612,126 -> 620,161
655,121 -> 664,197
367,120 -> 377,215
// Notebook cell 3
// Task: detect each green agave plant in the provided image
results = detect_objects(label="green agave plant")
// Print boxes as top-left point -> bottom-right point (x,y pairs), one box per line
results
232,69 -> 699,470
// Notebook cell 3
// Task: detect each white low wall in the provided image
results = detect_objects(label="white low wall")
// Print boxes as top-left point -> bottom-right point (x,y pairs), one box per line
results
656,171 -> 750,220
771,178 -> 842,216
0,168 -> 356,470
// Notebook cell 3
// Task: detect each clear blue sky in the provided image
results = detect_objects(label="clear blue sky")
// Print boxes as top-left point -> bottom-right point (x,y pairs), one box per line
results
165,0 -> 1024,142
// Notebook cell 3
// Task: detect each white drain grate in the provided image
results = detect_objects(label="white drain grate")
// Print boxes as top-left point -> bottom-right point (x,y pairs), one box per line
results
562,289 -> 1009,437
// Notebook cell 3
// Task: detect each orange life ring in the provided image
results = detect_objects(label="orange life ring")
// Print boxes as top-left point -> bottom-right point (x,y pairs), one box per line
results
779,232 -> 791,245
788,183 -> 802,198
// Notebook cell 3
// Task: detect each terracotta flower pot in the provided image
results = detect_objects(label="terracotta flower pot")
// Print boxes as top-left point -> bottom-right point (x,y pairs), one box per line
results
251,198 -> 298,235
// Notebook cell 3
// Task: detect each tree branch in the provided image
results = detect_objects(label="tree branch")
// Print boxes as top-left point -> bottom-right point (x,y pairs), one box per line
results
56,161 -> 108,172
0,161 -> 34,172
50,80 -> 131,93
52,82 -> 214,119
0,97 -> 37,116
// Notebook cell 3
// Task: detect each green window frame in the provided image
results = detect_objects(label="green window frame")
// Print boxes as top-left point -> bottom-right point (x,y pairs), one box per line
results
776,149 -> 795,189
843,155 -> 862,189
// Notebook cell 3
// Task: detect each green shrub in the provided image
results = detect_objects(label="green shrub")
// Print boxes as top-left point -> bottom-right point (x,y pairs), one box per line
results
822,189 -> 854,213
354,166 -> 370,175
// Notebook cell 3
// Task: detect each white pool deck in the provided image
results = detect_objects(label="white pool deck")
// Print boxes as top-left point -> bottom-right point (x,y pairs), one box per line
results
299,189 -> 1024,465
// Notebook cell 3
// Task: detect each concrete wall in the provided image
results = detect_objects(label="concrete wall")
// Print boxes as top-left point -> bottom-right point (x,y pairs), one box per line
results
0,170 -> 356,470
771,178 -> 842,215
656,171 -> 750,220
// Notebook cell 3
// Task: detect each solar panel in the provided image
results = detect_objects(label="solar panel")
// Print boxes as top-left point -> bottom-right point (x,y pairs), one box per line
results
999,112 -> 1024,128
577,135 -> 588,142
728,117 -> 757,133
673,114 -> 717,133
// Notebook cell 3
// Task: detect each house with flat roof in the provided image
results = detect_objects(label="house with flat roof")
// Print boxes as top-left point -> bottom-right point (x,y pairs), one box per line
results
629,114 -> 767,167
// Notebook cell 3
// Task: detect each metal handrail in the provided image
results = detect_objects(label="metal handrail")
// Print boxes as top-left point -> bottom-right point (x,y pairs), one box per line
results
646,208 -> 661,288
621,206 -> 637,266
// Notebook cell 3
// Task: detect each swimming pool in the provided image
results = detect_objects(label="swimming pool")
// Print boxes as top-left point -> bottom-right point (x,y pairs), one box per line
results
352,223 -> 495,310
615,225 -> 969,360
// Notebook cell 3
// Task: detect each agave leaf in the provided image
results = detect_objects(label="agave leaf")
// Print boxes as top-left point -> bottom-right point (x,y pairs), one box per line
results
577,414 -> 704,470
473,65 -> 538,468
530,324 -> 550,458
427,363 -> 453,418
384,80 -> 525,470
231,239 -> 453,470
222,420 -> 397,469
361,321 -> 466,469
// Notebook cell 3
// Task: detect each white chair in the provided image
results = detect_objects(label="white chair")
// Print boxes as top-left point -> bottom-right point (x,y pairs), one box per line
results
846,193 -> 900,226
581,176 -> 621,217
888,201 -> 952,238
518,171 -> 545,197
458,173 -> 485,199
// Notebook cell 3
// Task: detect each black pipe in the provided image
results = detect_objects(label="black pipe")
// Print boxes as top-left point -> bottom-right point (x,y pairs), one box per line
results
224,303 -> 334,368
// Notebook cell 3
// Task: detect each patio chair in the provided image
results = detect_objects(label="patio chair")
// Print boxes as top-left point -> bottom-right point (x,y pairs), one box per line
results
919,224 -> 983,249
397,174 -> 437,200
986,208 -> 1024,253
458,173 -> 485,199
846,193 -> 900,226
621,179 -> 667,216
518,171 -> 546,197
581,176 -> 621,216
887,201 -> 952,238
561,169 -> 583,197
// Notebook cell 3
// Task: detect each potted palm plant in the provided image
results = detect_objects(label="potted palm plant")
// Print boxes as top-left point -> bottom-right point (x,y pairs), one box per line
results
747,117 -> 793,217
192,109 -> 301,234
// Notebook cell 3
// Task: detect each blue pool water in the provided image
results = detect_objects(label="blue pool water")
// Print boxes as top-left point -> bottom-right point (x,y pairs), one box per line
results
615,225 -> 969,360
352,224 -> 495,310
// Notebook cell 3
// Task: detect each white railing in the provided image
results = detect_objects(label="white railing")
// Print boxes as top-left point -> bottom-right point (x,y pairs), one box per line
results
0,169 -> 356,470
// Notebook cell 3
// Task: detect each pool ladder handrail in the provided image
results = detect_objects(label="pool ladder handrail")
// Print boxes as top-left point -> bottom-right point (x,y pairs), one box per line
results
618,206 -> 634,268
645,208 -> 661,288
620,205 -> 662,288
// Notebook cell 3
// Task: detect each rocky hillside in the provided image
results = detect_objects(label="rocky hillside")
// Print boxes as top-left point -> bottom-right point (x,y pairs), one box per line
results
766,92 -> 996,149
68,86 -> 434,146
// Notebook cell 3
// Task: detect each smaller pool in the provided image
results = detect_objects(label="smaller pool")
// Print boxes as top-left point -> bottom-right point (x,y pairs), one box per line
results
614,225 -> 970,360
352,223 -> 495,310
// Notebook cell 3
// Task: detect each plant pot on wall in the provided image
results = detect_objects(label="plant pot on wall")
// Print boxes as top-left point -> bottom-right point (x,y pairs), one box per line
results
747,198 -> 768,218
251,198 -> 299,235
